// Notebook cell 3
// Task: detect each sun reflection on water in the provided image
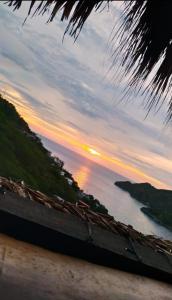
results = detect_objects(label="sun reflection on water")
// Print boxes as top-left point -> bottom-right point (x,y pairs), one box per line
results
74,165 -> 91,190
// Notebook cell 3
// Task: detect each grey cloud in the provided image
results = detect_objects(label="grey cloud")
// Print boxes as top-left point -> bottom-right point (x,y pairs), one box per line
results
66,121 -> 90,135
0,49 -> 31,71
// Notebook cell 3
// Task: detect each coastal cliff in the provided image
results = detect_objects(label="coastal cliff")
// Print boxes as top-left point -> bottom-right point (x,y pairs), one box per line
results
0,94 -> 108,214
115,181 -> 172,230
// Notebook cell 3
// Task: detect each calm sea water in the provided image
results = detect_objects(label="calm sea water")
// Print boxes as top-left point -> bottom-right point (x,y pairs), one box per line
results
42,137 -> 172,240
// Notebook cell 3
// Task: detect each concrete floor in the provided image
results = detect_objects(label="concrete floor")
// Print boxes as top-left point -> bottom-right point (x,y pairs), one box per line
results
0,234 -> 171,300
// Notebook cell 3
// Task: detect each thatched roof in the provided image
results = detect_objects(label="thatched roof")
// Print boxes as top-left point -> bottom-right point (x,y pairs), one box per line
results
4,1 -> 172,119
119,1 -> 172,121
1,175 -> 172,255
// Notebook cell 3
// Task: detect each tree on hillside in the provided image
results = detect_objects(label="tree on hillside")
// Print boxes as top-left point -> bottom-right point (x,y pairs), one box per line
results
4,1 -> 172,120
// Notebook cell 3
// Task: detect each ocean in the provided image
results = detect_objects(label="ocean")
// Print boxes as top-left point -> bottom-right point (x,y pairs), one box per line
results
42,137 -> 172,240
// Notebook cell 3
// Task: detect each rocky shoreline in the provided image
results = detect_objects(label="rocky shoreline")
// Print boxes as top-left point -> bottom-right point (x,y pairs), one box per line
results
115,181 -> 172,232
141,206 -> 172,232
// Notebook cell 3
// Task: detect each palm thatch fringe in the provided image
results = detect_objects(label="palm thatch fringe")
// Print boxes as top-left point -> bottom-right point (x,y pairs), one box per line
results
118,1 -> 172,121
5,1 -> 110,38
3,0 -> 172,120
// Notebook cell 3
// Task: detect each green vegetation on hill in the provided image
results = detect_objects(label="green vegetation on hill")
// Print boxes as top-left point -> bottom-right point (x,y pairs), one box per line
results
115,181 -> 172,229
0,95 -> 108,214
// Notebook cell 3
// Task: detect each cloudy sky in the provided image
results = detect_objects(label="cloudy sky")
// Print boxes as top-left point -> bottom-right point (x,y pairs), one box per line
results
0,2 -> 172,189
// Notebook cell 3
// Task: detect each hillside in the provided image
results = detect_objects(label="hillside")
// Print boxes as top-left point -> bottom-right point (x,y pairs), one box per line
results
0,95 -> 108,214
115,181 -> 172,229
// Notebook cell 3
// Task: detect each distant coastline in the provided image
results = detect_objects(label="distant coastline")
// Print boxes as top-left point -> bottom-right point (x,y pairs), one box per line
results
115,181 -> 172,232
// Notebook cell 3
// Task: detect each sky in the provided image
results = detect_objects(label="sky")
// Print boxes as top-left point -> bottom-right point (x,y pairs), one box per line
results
0,2 -> 172,189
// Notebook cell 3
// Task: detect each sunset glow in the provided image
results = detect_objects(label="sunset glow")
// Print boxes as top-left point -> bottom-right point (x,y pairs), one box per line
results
1,86 -> 170,191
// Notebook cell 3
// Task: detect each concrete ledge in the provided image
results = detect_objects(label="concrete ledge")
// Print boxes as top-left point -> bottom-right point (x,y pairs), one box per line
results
0,234 -> 172,300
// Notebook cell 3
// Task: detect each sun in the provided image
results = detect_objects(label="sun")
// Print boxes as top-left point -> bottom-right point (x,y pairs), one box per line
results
88,147 -> 101,156
81,145 -> 101,157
